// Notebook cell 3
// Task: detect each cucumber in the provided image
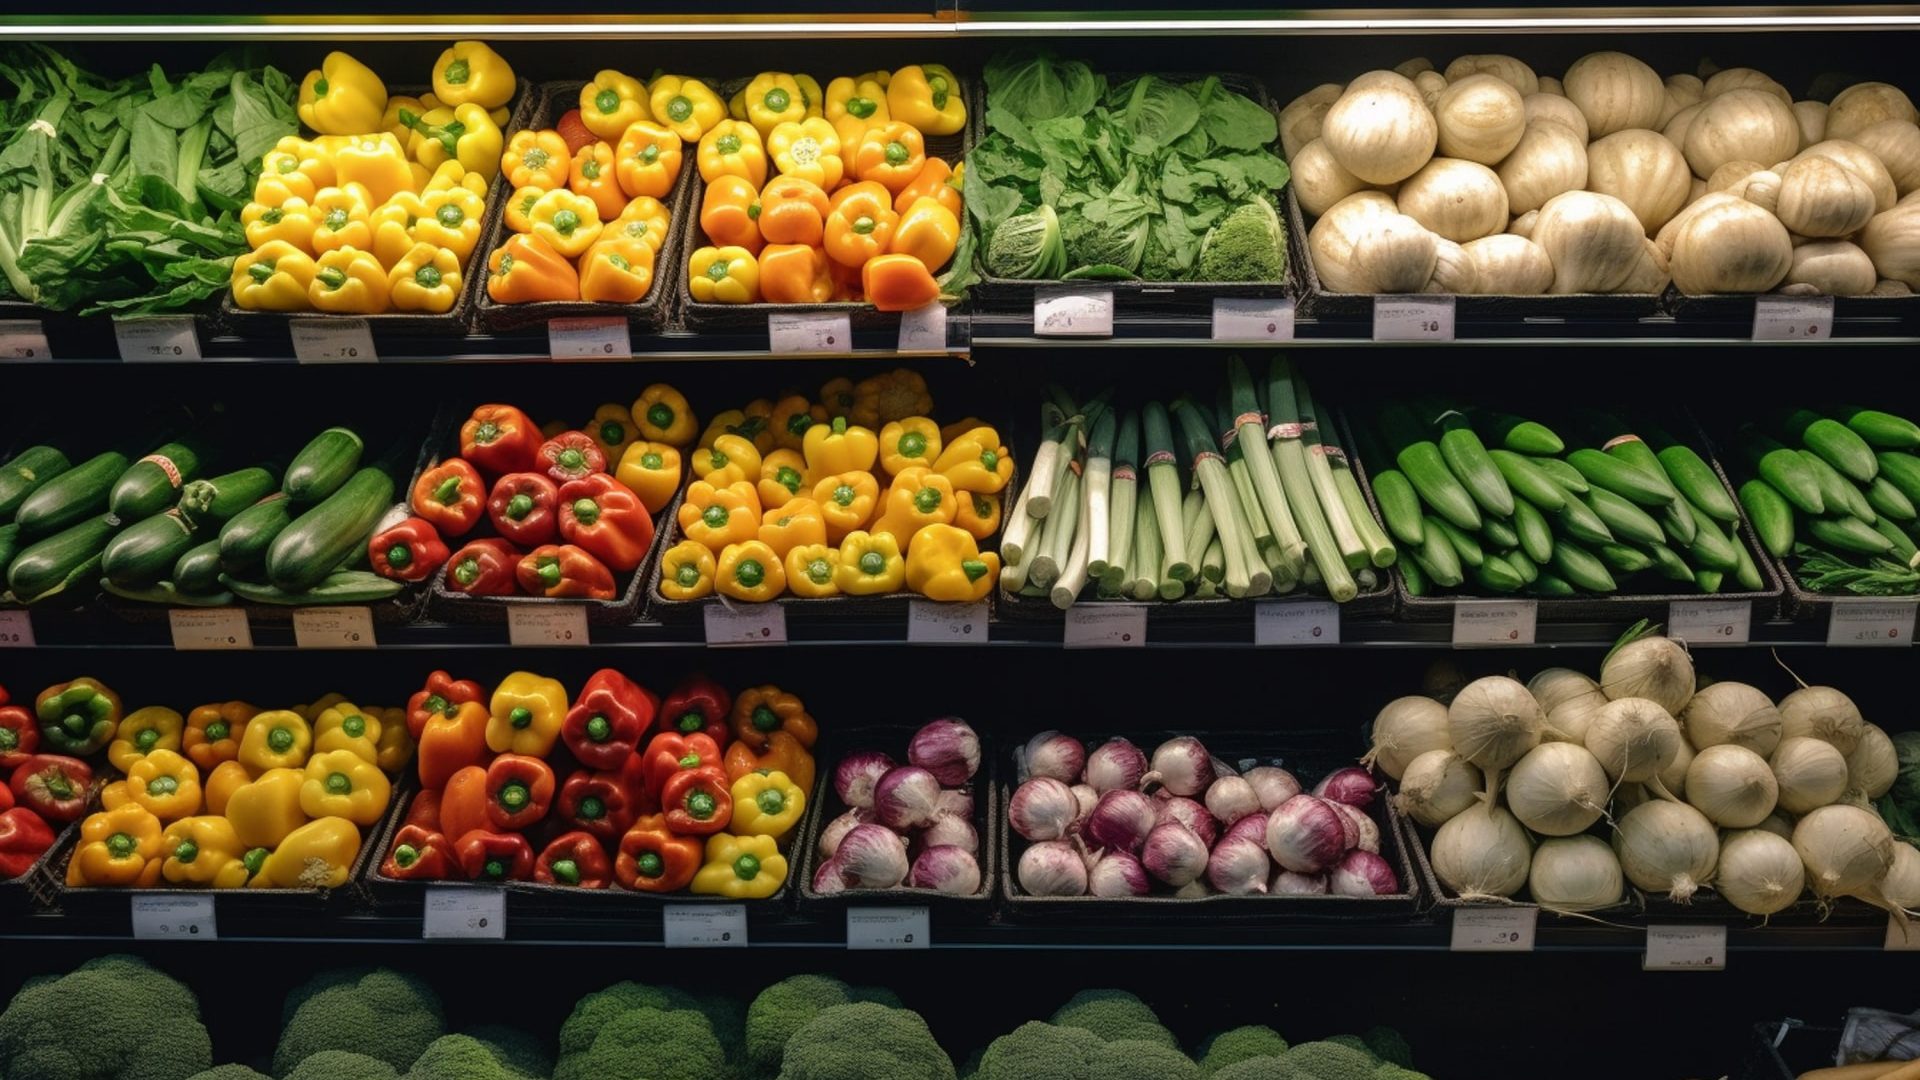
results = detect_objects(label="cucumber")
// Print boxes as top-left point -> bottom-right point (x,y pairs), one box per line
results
101,578 -> 235,608
1550,540 -> 1617,593
1799,450 -> 1873,523
1553,494 -> 1615,546
109,438 -> 211,522
1597,543 -> 1654,574
173,540 -> 226,595
1434,411 -> 1513,518
1471,553 -> 1526,593
1866,475 -> 1917,522
1399,552 -> 1429,597
1415,516 -> 1464,587
1869,515 -> 1920,566
219,493 -> 297,576
1800,418 -> 1878,484
1730,524 -> 1764,591
1743,431 -> 1824,515
1839,407 -> 1920,450
1505,547 -> 1538,586
0,447 -> 71,521
1598,431 -> 1681,503
1739,480 -> 1795,558
1683,496 -> 1739,572
1481,516 -> 1519,550
1370,468 -> 1426,547
1646,541 -> 1696,583
1656,444 -> 1738,524
1586,487 -> 1664,546
1429,515 -> 1485,568
1658,499 -> 1698,546
1695,567 -> 1724,594
1477,411 -> 1564,456
1511,497 -> 1555,564
0,523 -> 18,572
1531,570 -> 1576,596
14,451 -> 128,536
1489,450 -> 1566,512
1877,452 -> 1920,505
1381,406 -> 1481,532
1531,456 -> 1588,493
266,463 -> 397,592
1808,515 -> 1894,555
102,510 -> 201,588
1568,448 -> 1674,506
283,428 -> 365,503
179,467 -> 279,531
6,513 -> 116,601
222,569 -> 404,605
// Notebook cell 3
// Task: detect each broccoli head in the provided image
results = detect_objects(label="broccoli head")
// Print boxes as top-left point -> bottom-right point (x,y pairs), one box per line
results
556,980 -> 699,1058
1049,990 -> 1178,1049
1211,1057 -> 1291,1080
1196,199 -> 1285,284
283,1051 -> 399,1080
464,1025 -> 553,1079
0,953 -> 213,1080
777,1002 -> 956,1080
1282,1040 -> 1381,1080
1088,1039 -> 1202,1080
687,989 -> 747,1064
404,1034 -> 531,1080
975,1021 -> 1101,1080
1374,1066 -> 1434,1080
186,1068 -> 269,1080
1362,1026 -> 1413,1069
272,969 -> 444,1077
554,1007 -> 726,1080
1198,1026 -> 1290,1073
745,974 -> 862,1073
1326,1035 -> 1376,1058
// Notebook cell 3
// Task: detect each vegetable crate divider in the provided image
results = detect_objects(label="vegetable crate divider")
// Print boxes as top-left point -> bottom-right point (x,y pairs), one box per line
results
792,724 -> 999,919
470,82 -> 695,336
1743,1022 -> 1841,1080
996,731 -> 1423,923
1663,283 -> 1920,323
968,73 -> 1296,320
3,819 -> 82,916
675,75 -> 977,335
216,84 -> 539,343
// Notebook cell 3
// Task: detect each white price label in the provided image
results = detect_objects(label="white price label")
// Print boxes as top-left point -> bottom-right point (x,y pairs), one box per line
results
506,604 -> 591,646
1643,924 -> 1726,971
769,312 -> 852,354
1667,600 -> 1751,646
0,609 -> 34,647
423,887 -> 505,939
290,318 -> 377,363
1449,906 -> 1537,952
0,319 -> 50,359
703,602 -> 788,646
907,599 -> 988,643
1827,601 -> 1917,647
1211,297 -> 1295,342
897,303 -> 949,352
1753,295 -> 1834,341
292,606 -> 377,649
168,608 -> 252,651
1064,604 -> 1147,648
132,894 -> 217,940
1033,288 -> 1114,337
1451,599 -> 1537,645
548,316 -> 632,359
1373,296 -> 1456,342
1886,915 -> 1920,951
848,906 -> 931,950
1254,600 -> 1339,645
664,904 -> 748,948
114,316 -> 201,361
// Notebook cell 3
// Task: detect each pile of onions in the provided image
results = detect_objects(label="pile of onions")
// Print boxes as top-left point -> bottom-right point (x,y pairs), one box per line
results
816,719 -> 982,897
1614,799 -> 1718,903
1599,634 -> 1695,715
1528,835 -> 1624,912
1365,695 -> 1452,779
1505,742 -> 1609,836
1448,675 -> 1545,794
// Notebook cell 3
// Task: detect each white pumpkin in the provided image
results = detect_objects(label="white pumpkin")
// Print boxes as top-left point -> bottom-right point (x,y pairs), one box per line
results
1784,240 -> 1878,295
1509,210 -> 1540,238
1443,54 -> 1540,96
1620,238 -> 1674,294
1684,89 -> 1801,180
1796,139 -> 1897,212
1497,120 -> 1589,216
1703,68 -> 1791,104
1424,237 -> 1483,294
1291,139 -> 1368,218
1397,158 -> 1510,241
1861,201 -> 1920,287
1351,213 -> 1441,292
1463,234 -> 1555,293
1586,129 -> 1693,235
1663,103 -> 1706,153
1434,75 -> 1526,165
1659,74 -> 1705,128
1826,82 -> 1920,141
1776,154 -> 1879,237
1658,192 -> 1737,258
1533,190 -> 1653,293
1321,74 -> 1438,185
1850,120 -> 1920,196
1792,102 -> 1829,151
1523,92 -> 1590,141
1280,84 -> 1344,161
1414,71 -> 1449,111
1395,57 -> 1436,78
1564,51 -> 1666,137
1689,177 -> 1707,203
1669,196 -> 1794,294
1307,191 -> 1399,292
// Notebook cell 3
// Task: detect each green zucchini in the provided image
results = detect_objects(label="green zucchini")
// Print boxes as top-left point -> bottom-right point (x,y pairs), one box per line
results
1866,475 -> 1917,522
7,513 -> 117,601
1568,448 -> 1674,507
1477,411 -> 1564,456
1598,430 -> 1681,504
1868,515 -> 1920,566
1646,541 -> 1696,583
0,523 -> 18,572
0,447 -> 71,522
1550,540 -> 1617,593
1489,450 -> 1566,513
1839,407 -> 1920,450
283,428 -> 366,503
102,510 -> 200,588
1505,547 -> 1539,586
1800,417 -> 1878,484
266,462 -> 397,592
1683,496 -> 1739,572
1739,480 -> 1795,558
1743,430 -> 1824,514
1434,410 -> 1514,518
1531,456 -> 1588,493
1370,468 -> 1426,548
1531,570 -> 1576,596
1511,497 -> 1555,564
14,451 -> 129,536
1399,552 -> 1430,597
173,540 -> 226,595
1381,405 -> 1481,532
1415,515 -> 1465,587
1730,525 -> 1764,591
1799,450 -> 1873,523
1658,499 -> 1699,546
1429,515 -> 1485,569
1877,452 -> 1920,505
1597,543 -> 1654,574
101,578 -> 235,608
1586,487 -> 1665,546
1471,553 -> 1526,593
1553,491 -> 1615,546
1481,516 -> 1519,550
1695,567 -> 1724,594
222,569 -> 403,605
1808,515 -> 1894,555
109,438 -> 211,522
1656,444 -> 1738,524
179,467 -> 279,531
220,493 -> 296,576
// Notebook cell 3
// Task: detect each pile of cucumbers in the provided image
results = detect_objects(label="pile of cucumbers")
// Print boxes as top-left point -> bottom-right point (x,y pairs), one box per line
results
1352,404 -> 1765,599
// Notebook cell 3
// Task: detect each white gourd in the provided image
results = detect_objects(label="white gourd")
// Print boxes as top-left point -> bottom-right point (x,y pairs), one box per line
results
1397,158 -> 1509,241
1279,83 -> 1344,161
1434,74 -> 1526,165
1497,120 -> 1589,216
1508,210 -> 1540,238
1684,89 -> 1801,180
1862,201 -> 1920,288
1306,191 -> 1398,292
1351,213 -> 1440,292
1703,67 -> 1791,104
1463,235 -> 1555,294
1852,120 -> 1920,196
1618,238 -> 1673,294
1292,138 -> 1370,218
1414,71 -> 1448,111
1796,139 -> 1898,212
1659,74 -> 1705,128
1394,57 -> 1436,78
1538,75 -> 1563,96
1524,92 -> 1590,141
1669,195 -> 1793,294
1443,54 -> 1539,96
1826,82 -> 1920,141
1776,154 -> 1879,237
1424,237 -> 1482,293
1533,190 -> 1655,293
1792,101 -> 1829,150
1586,128 -> 1694,235
1322,76 -> 1438,185
1784,241 -> 1878,295
1663,102 -> 1706,153
1564,51 -> 1666,137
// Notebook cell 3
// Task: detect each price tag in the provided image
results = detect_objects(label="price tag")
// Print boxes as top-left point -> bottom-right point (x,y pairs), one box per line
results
769,312 -> 852,354
114,316 -> 201,361
1886,915 -> 1920,951
1827,601 -> 1917,647
0,319 -> 50,359
423,887 -> 505,940
703,602 -> 788,645
548,316 -> 632,359
132,894 -> 217,940
1667,600 -> 1751,646
664,904 -> 748,948
1753,295 -> 1834,341
1643,924 -> 1726,971
1449,906 -> 1536,952
1033,288 -> 1114,337
907,599 -> 988,644
0,610 -> 34,647
1254,600 -> 1339,645
168,608 -> 252,651
1373,296 -> 1456,342
290,318 -> 377,363
292,606 -> 377,649
1064,604 -> 1146,648
847,906 -> 930,950
506,604 -> 591,646
897,303 -> 949,352
1211,297 -> 1295,342
1451,599 -> 1537,645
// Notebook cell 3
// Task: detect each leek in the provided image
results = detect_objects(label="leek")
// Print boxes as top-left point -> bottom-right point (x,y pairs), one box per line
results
1142,403 -> 1192,582
1131,482 -> 1162,601
1171,398 -> 1261,598
1103,410 -> 1141,592
1083,407 -> 1117,580
1030,466 -> 1080,588
1295,375 -> 1368,572
1268,358 -> 1357,602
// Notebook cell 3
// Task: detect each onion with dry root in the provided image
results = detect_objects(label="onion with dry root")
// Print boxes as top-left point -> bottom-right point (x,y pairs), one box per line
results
1613,798 -> 1719,904
1528,835 -> 1625,912
1431,802 -> 1532,899
1394,749 -> 1483,828
1364,695 -> 1453,781
1448,675 -> 1545,796
1716,828 -> 1807,916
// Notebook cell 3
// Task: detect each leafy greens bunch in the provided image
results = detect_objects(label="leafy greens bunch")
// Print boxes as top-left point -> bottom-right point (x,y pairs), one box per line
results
0,44 -> 298,315
970,51 -> 1291,284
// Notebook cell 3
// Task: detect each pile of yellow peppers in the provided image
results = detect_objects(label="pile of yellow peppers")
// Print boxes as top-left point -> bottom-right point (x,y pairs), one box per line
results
657,368 -> 1009,604
689,66 -> 965,312
230,42 -> 517,315
65,693 -> 414,890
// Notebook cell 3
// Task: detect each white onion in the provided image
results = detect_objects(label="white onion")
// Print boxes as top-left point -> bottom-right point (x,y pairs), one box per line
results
1266,794 -> 1350,874
1546,685 -> 1610,746
1395,749 -> 1483,828
1431,803 -> 1531,899
1528,835 -> 1625,912
1017,840 -> 1089,896
818,808 -> 873,859
1141,822 -> 1210,888
834,824 -> 911,888
1586,697 -> 1683,793
1330,850 -> 1400,896
1771,736 -> 1849,814
1793,803 -> 1897,906
1331,802 -> 1381,854
1204,776 -> 1262,826
1529,667 -> 1604,715
1009,777 -> 1078,841
1084,738 -> 1148,792
1756,813 -> 1795,840
1273,870 -> 1330,895
1716,829 -> 1805,916
1685,744 -> 1778,828
1023,731 -> 1086,783
1142,737 -> 1215,797
1366,695 -> 1452,779
1088,850 -> 1151,897
1084,789 -> 1157,853
1599,634 -> 1695,715
1660,737 -> 1694,802
1613,799 -> 1718,903
1154,796 -> 1218,848
1313,767 -> 1380,809
1506,742 -> 1610,836
873,766 -> 942,829
909,718 -> 980,786
909,846 -> 981,895
1779,686 -> 1866,755
1448,676 -> 1545,790
1680,681 -> 1782,756
1613,781 -> 1654,815
1880,842 -> 1920,911
1207,834 -> 1271,895
914,814 -> 979,857
1846,723 -> 1899,801
1243,767 -> 1304,811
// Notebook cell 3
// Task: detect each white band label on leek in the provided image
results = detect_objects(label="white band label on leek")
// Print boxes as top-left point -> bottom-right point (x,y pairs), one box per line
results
1601,433 -> 1644,451
1190,450 -> 1225,469
1111,465 -> 1137,482
1310,445 -> 1349,467
1268,422 -> 1305,440
1143,450 -> 1175,468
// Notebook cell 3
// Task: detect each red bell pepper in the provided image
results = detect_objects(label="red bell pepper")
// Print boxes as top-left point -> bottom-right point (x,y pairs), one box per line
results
444,538 -> 522,597
516,544 -> 617,599
615,813 -> 703,892
411,458 -> 487,538
488,472 -> 560,546
0,705 -> 39,772
406,788 -> 444,831
9,754 -> 91,823
556,768 -> 635,842
657,674 -> 732,743
370,516 -> 451,583
441,765 -> 492,846
558,473 -> 657,572
561,668 -> 652,769
454,828 -> 535,881
484,753 -> 555,831
0,684 -> 8,706
381,825 -> 452,880
0,808 -> 55,879
538,430 -> 608,484
0,784 -> 11,811
633,731 -> 722,804
461,404 -> 542,476
407,670 -> 488,740
535,830 -> 612,888
661,764 -> 732,836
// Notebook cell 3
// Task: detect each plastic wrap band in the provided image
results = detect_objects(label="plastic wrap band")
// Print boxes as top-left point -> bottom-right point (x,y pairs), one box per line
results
1268,422 -> 1305,440
1311,444 -> 1349,467
1601,433 -> 1644,450
139,454 -> 183,488
1112,465 -> 1137,482
1192,450 -> 1224,469
1143,450 -> 1176,468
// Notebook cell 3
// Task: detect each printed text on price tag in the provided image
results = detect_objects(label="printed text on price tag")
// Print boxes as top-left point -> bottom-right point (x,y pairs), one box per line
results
1034,288 -> 1114,337
115,316 -> 201,361
1644,924 -> 1726,971
1450,906 -> 1536,952
848,906 -> 930,950
1255,600 -> 1339,645
897,303 -> 949,352
169,608 -> 253,650
1753,295 -> 1834,341
133,894 -> 217,940
907,600 -> 988,644
0,319 -> 50,359
1064,604 -> 1146,648
1374,297 -> 1455,341
548,317 -> 632,359
1828,601 -> 1917,646
770,312 -> 852,354
704,602 -> 787,645
292,606 -> 377,648
507,604 -> 591,646
1451,599 -> 1537,645
665,904 -> 748,947
0,610 -> 34,647
1212,297 -> 1294,342
291,318 -> 377,363
424,888 -> 505,939
1667,600 -> 1751,645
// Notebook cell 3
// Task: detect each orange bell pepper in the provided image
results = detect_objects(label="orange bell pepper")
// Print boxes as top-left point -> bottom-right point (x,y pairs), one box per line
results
503,129 -> 571,189
615,121 -> 683,200
864,254 -> 940,312
894,156 -> 962,216
579,236 -> 656,303
891,196 -> 961,272
487,233 -> 579,304
183,701 -> 258,773
700,174 -> 765,253
569,141 -> 628,221
758,176 -> 831,246
505,185 -> 546,233
440,765 -> 492,848
758,244 -> 833,304
721,729 -> 815,795
824,182 -> 898,269
417,700 -> 489,790
852,122 -> 927,194
612,195 -> 670,253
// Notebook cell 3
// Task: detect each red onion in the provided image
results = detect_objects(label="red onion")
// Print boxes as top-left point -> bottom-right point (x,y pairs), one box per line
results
1088,850 -> 1151,897
1314,766 -> 1379,809
1018,840 -> 1088,896
1084,738 -> 1148,792
1009,777 -> 1077,841
1069,784 -> 1100,831
812,859 -> 852,895
913,814 -> 979,857
836,824 -> 909,888
1266,794 -> 1349,874
1244,766 -> 1303,810
1331,801 -> 1380,854
833,751 -> 896,809
934,788 -> 974,822
909,846 -> 981,895
1273,870 -> 1329,895
1207,834 -> 1271,895
1330,802 -> 1359,850
1204,776 -> 1261,826
1084,789 -> 1157,853
817,808 -> 873,859
1024,730 -> 1086,783
1141,822 -> 1210,888
909,718 -> 981,786
873,766 -> 942,830
1142,736 -> 1216,797
1329,849 -> 1400,897
1173,879 -> 1211,899
1153,796 -> 1218,848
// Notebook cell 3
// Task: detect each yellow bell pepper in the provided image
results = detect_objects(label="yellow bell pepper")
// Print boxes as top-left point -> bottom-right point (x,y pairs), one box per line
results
370,191 -> 426,268
700,432 -> 764,488
758,498 -> 826,560
757,449 -> 810,509
615,441 -> 683,514
299,693 -> 352,723
767,118 -> 843,190
232,243 -> 315,312
204,760 -> 251,817
812,469 -> 880,542
820,376 -> 857,419
244,197 -> 318,254
679,480 -> 762,552
332,133 -> 415,208
310,183 -> 374,255
388,242 -> 464,314
744,72 -> 808,137
935,425 -> 1015,494
697,120 -> 768,188
744,398 -> 778,452
250,817 -> 361,890
159,816 -> 251,888
426,160 -> 490,197
238,710 -> 312,775
826,75 -> 891,153
298,52 -> 388,136
823,181 -> 898,269
879,416 -> 942,476
888,64 -> 967,136
891,196 -> 961,272
414,185 -> 485,262
300,750 -> 392,826
569,142 -> 628,222
872,465 -> 958,547
690,832 -> 786,898
580,70 -> 651,142
698,409 -> 748,452
659,540 -> 717,601
833,530 -> 907,595
526,188 -> 604,259
433,41 -> 516,109
906,523 -> 1000,602
487,671 -> 568,757
591,403 -> 640,461
649,75 -> 726,142
226,768 -> 309,849
613,196 -> 670,253
797,74 -> 826,118
757,243 -> 834,305
731,769 -> 806,838
851,368 -> 933,428
717,540 -> 786,602
376,717 -> 417,775
108,706 -> 185,775
253,172 -> 317,212
66,805 -> 165,888
688,245 -> 761,304
955,490 -> 1002,541
784,544 -> 841,598
313,703 -> 382,764
99,780 -> 132,811
383,94 -> 426,146
633,384 -> 697,447
579,236 -> 656,303
615,121 -> 683,200
769,396 -> 826,453
852,122 -> 927,194
502,129 -> 571,189
126,750 -> 202,822
311,248 -> 392,314
803,416 -> 880,476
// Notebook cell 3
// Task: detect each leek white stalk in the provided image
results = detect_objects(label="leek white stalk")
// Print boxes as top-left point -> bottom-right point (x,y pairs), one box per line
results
1329,435 -> 1396,570
1182,489 -> 1214,569
1172,398 -> 1260,598
1021,395 -> 1070,524
1102,411 -> 1141,591
1201,537 -> 1226,586
1226,355 -> 1307,579
1051,504 -> 1093,610
1028,466 -> 1080,589
1130,486 -> 1161,601
999,459 -> 1042,569
1268,360 -> 1358,601
1224,429 -> 1276,557
1082,408 -> 1116,581
1295,377 -> 1368,572
1142,402 -> 1192,582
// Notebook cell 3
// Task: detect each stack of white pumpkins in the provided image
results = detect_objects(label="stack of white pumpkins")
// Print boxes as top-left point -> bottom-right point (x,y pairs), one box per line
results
1286,51 -> 1920,296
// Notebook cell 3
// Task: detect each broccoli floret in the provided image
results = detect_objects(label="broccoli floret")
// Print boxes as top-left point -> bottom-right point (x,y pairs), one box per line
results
406,1035 -> 539,1080
688,989 -> 747,1065
186,1069 -> 270,1080
1196,199 -> 1286,283
284,1051 -> 399,1080
1362,1026 -> 1413,1069
554,1007 -> 726,1080
975,1021 -> 1101,1080
464,1025 -> 552,1079
272,969 -> 444,1077
0,953 -> 213,1080
1374,1066 -> 1434,1080
1212,1057 -> 1293,1080
1282,1040 -> 1381,1080
746,974 -> 862,1073
556,981 -> 698,1058
1198,1026 -> 1290,1073
1088,1039 -> 1202,1080
777,1003 -> 956,1080
1049,990 -> 1178,1049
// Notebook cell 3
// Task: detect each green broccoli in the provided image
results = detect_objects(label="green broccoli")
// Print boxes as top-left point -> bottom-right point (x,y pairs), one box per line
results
186,1069 -> 270,1080
974,1022 -> 1101,1080
1087,1039 -> 1202,1080
554,1007 -> 726,1080
744,974 -> 864,1073
283,1051 -> 399,1080
688,988 -> 747,1064
777,1003 -> 956,1080
556,981 -> 698,1058
1374,1065 -> 1434,1080
1362,1026 -> 1414,1069
1198,1026 -> 1290,1073
464,1025 -> 552,1079
272,969 -> 444,1077
404,1034 -> 531,1080
1326,1035 -> 1377,1058
1196,199 -> 1286,283
1282,1040 -> 1382,1080
0,954 -> 214,1080
1211,1057 -> 1292,1080
1049,990 -> 1178,1049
